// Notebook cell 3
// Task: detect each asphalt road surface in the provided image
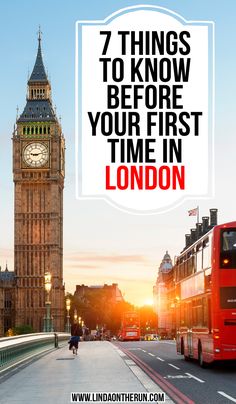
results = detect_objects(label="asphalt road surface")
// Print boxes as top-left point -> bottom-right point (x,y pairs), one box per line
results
115,340 -> 236,404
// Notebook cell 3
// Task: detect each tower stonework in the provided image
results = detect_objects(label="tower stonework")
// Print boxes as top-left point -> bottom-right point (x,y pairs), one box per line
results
13,32 -> 65,331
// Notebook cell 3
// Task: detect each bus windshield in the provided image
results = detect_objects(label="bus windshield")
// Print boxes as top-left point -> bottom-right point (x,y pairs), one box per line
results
124,314 -> 139,328
220,229 -> 236,268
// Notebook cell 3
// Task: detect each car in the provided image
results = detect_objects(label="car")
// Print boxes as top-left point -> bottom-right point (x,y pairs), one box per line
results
144,334 -> 159,341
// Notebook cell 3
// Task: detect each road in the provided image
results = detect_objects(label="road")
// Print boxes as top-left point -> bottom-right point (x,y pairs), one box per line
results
115,340 -> 236,404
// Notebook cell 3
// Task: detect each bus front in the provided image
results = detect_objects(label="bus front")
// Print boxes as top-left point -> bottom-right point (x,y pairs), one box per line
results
213,223 -> 236,360
122,312 -> 140,341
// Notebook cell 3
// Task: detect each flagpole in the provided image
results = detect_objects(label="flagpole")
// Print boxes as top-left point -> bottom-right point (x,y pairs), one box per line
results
197,206 -> 199,223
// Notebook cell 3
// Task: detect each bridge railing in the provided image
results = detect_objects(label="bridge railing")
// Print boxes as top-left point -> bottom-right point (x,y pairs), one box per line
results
0,332 -> 70,372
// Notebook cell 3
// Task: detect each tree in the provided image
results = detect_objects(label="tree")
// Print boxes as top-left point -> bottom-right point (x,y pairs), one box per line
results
70,289 -> 134,335
138,306 -> 157,336
13,324 -> 34,335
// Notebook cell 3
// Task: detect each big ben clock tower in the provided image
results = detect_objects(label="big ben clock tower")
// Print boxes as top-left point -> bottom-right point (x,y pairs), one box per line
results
13,31 -> 65,331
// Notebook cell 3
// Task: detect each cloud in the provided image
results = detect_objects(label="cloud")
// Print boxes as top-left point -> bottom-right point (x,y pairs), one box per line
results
65,252 -> 148,265
66,264 -> 99,270
65,272 -> 153,287
65,265 -> 155,283
64,252 -> 156,304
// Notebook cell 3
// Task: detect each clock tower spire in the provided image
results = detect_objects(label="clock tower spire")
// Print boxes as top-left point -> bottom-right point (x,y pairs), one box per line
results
13,32 -> 65,332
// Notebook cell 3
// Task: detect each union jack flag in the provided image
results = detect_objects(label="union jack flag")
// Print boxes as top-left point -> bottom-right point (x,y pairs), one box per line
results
188,207 -> 198,216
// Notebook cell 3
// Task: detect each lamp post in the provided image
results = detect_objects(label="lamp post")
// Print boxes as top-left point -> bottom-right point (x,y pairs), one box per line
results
78,316 -> 81,325
74,309 -> 78,323
66,296 -> 71,333
43,272 -> 53,332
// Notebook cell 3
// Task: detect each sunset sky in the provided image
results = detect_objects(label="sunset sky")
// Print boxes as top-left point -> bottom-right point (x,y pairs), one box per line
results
0,0 -> 236,306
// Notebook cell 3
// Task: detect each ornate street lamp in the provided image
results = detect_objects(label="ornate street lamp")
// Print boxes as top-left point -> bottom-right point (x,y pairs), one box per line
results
43,272 -> 53,332
78,316 -> 81,325
66,296 -> 71,333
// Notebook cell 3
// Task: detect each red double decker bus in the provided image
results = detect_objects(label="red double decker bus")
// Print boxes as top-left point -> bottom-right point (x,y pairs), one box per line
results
175,221 -> 236,366
119,311 -> 140,341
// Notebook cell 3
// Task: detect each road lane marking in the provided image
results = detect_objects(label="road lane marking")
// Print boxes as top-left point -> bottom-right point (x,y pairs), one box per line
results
141,349 -> 146,352
185,373 -> 205,383
218,392 -> 236,403
116,349 -> 126,357
124,359 -> 136,366
165,375 -> 191,379
128,365 -> 174,401
119,346 -> 195,404
168,363 -> 180,370
148,353 -> 155,357
156,357 -> 165,362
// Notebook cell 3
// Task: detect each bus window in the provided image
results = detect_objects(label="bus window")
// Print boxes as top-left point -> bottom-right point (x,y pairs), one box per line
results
196,243 -> 202,272
179,261 -> 184,281
183,255 -> 187,278
193,298 -> 203,326
176,304 -> 181,328
203,238 -> 211,269
186,301 -> 192,327
221,229 -> 236,251
202,297 -> 208,327
192,299 -> 197,326
180,303 -> 185,326
204,268 -> 211,291
186,250 -> 195,277
176,266 -> 180,282
220,229 -> 236,268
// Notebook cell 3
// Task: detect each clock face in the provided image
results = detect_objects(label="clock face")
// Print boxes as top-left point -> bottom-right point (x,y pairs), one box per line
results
23,142 -> 49,168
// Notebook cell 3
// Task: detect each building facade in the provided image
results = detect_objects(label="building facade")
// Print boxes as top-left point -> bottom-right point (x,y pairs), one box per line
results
75,283 -> 124,304
13,32 -> 65,332
0,265 -> 15,335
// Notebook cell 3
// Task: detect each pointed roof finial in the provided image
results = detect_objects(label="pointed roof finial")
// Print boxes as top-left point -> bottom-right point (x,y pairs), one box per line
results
38,25 -> 42,43
5,261 -> 8,272
28,26 -> 48,83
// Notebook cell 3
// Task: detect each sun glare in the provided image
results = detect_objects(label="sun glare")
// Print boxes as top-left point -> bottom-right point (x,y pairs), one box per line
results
143,298 -> 153,306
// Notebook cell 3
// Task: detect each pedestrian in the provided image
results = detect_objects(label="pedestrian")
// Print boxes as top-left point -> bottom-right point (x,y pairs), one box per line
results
69,322 -> 83,355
